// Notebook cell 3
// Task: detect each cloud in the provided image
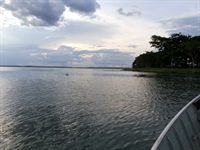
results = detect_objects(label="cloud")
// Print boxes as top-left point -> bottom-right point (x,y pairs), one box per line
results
1,0 -> 65,27
90,45 -> 105,48
117,6 -> 141,17
90,51 -> 134,67
160,12 -> 200,36
127,45 -> 138,48
1,45 -> 134,67
62,0 -> 100,16
1,0 -> 100,27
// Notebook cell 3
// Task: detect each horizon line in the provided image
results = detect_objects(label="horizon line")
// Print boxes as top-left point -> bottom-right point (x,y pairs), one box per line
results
0,65 -> 129,69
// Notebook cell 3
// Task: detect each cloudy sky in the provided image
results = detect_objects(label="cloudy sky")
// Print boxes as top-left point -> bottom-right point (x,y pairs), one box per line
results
0,0 -> 200,67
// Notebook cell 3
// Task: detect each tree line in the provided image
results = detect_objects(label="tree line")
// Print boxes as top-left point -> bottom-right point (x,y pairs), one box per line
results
132,33 -> 200,68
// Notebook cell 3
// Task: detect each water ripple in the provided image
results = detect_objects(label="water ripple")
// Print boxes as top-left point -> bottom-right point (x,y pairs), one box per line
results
0,68 -> 200,149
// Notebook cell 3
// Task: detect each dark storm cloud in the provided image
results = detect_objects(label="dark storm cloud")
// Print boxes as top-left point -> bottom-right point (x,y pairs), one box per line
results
160,13 -> 200,36
1,45 -> 134,67
1,0 -> 100,27
117,6 -> 141,17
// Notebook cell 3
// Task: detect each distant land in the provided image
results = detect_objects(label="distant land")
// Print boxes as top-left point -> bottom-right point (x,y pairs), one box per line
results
123,67 -> 200,74
0,65 -> 127,69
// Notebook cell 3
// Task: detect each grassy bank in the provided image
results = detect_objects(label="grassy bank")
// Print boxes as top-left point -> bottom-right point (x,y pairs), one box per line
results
123,68 -> 200,74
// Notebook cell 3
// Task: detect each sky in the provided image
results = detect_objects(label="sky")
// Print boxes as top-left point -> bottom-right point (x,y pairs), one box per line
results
0,0 -> 200,67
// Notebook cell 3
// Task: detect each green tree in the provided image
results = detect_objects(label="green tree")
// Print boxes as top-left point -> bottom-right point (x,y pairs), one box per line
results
149,33 -> 189,67
133,51 -> 156,68
182,36 -> 200,68
133,33 -> 200,69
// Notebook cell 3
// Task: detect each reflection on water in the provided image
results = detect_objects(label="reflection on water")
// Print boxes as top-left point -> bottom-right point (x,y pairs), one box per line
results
0,67 -> 200,150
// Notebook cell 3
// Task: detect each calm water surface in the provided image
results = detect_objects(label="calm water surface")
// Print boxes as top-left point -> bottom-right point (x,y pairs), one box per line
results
0,67 -> 200,150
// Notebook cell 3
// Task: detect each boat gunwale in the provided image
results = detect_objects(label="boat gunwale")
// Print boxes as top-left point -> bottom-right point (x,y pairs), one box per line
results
151,94 -> 200,150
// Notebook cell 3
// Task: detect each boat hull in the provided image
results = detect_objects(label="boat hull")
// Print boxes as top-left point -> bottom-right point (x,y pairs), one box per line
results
151,95 -> 200,150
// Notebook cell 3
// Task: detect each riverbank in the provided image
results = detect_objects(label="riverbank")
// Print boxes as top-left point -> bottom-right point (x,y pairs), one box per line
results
123,68 -> 200,74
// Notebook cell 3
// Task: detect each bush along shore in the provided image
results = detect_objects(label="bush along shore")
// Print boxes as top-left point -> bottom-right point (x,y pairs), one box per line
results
123,68 -> 200,74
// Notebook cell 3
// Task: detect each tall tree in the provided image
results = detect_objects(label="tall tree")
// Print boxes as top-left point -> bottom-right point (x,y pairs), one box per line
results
149,35 -> 169,51
149,33 -> 189,67
133,51 -> 156,68
182,36 -> 200,68
133,33 -> 200,69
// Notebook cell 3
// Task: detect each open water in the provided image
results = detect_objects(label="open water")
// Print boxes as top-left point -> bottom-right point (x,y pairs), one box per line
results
0,67 -> 200,150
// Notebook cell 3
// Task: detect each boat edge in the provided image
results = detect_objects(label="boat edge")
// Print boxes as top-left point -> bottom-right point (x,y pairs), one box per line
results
151,94 -> 200,150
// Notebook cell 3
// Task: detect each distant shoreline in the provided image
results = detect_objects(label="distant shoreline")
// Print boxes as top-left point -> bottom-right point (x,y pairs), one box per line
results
123,68 -> 200,74
2,66 -> 200,74
0,65 -> 127,69
0,65 -> 72,68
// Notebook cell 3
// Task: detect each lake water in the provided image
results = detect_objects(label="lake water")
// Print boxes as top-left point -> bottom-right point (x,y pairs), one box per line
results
0,67 -> 200,150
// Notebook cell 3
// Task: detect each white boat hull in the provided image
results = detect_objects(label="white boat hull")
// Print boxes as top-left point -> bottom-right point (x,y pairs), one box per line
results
151,95 -> 200,150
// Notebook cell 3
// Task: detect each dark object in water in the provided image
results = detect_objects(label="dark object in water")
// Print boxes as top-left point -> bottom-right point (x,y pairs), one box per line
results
66,74 -> 69,76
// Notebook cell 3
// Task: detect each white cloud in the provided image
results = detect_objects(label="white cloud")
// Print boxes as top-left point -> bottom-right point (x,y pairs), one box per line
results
1,45 -> 134,67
